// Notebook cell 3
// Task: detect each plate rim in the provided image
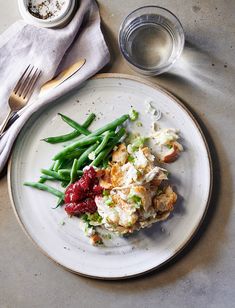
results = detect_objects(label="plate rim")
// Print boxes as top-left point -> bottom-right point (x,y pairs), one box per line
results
7,73 -> 213,280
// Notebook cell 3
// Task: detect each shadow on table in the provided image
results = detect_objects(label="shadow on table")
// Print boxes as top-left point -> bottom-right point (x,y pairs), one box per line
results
0,164 -> 7,178
79,41 -> 233,290
151,40 -> 234,96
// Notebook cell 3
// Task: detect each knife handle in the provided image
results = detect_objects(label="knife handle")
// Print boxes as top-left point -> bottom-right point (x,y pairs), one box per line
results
41,58 -> 86,92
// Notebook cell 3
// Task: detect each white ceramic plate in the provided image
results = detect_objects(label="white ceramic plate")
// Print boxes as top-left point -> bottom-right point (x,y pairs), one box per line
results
8,74 -> 212,279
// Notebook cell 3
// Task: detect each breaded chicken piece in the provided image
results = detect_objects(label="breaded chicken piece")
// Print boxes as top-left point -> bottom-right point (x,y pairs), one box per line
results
112,143 -> 128,165
142,147 -> 155,163
153,186 -> 177,213
110,163 -> 124,187
98,168 -> 113,189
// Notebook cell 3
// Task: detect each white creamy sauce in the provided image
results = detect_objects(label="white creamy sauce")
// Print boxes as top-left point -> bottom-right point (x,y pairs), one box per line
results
152,128 -> 179,146
79,220 -> 95,237
96,196 -> 134,227
121,163 -> 138,186
144,167 -> 161,182
96,196 -> 118,223
116,190 -> 128,201
133,149 -> 148,168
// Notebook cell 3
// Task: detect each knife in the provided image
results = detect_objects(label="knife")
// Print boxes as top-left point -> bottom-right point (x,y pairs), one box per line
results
4,58 -> 86,130
40,58 -> 86,93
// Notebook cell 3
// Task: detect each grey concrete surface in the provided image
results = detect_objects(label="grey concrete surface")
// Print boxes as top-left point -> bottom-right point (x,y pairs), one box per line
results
0,0 -> 235,307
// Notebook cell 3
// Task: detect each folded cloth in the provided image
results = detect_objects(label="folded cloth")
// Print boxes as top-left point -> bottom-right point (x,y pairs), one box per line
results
0,0 -> 110,173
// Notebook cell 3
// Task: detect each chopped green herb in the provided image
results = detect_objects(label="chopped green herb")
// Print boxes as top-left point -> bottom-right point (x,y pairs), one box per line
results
132,195 -> 142,204
102,189 -> 110,197
131,136 -> 148,151
81,213 -> 89,223
128,155 -> 135,163
129,108 -> 139,121
88,212 -> 102,223
82,212 -> 102,224
166,144 -> 173,149
136,121 -> 143,127
128,194 -> 142,208
105,197 -> 113,206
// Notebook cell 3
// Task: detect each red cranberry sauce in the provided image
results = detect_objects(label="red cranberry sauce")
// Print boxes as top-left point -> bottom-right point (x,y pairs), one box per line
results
64,167 -> 103,216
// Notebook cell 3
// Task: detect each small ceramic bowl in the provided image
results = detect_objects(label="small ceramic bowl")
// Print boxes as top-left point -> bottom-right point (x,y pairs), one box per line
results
18,0 -> 76,28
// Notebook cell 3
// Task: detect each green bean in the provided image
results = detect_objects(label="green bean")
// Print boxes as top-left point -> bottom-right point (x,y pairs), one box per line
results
70,159 -> 79,184
58,169 -> 83,178
42,113 -> 95,144
52,115 -> 129,161
77,143 -> 100,169
93,131 -> 111,156
102,154 -> 111,169
53,135 -> 101,160
91,127 -> 126,167
52,197 -> 64,209
41,169 -> 68,181
58,113 -> 91,136
24,182 -> 64,198
40,175 -> 58,181
91,114 -> 129,137
38,162 -> 55,183
53,160 -> 62,171
40,174 -> 71,182
59,158 -> 73,169
61,181 -> 69,188
63,148 -> 85,160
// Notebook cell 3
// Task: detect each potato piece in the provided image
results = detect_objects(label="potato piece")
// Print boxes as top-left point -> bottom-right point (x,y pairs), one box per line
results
162,142 -> 183,163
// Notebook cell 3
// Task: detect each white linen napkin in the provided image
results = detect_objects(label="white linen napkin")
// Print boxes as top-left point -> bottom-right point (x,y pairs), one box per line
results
0,0 -> 110,173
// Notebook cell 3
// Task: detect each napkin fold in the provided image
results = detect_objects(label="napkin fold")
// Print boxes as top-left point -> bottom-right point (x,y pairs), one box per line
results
0,0 -> 110,173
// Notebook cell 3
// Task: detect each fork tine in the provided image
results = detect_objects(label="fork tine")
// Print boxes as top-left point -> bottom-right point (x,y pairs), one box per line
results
16,65 -> 34,97
23,69 -> 41,100
13,64 -> 31,94
21,68 -> 38,99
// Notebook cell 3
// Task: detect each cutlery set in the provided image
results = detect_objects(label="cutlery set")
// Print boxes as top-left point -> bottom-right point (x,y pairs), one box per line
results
0,58 -> 86,136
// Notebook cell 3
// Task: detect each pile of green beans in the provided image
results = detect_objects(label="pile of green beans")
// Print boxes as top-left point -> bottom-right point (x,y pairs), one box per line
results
24,112 -> 129,206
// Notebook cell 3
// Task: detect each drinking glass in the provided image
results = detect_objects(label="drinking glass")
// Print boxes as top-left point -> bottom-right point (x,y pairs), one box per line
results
119,6 -> 185,75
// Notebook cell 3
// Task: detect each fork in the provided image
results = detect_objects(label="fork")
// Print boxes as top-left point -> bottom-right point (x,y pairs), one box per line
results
0,65 -> 41,135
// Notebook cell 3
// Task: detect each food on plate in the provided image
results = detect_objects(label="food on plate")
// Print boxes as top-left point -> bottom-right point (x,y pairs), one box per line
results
151,128 -> 183,163
24,109 -> 182,245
